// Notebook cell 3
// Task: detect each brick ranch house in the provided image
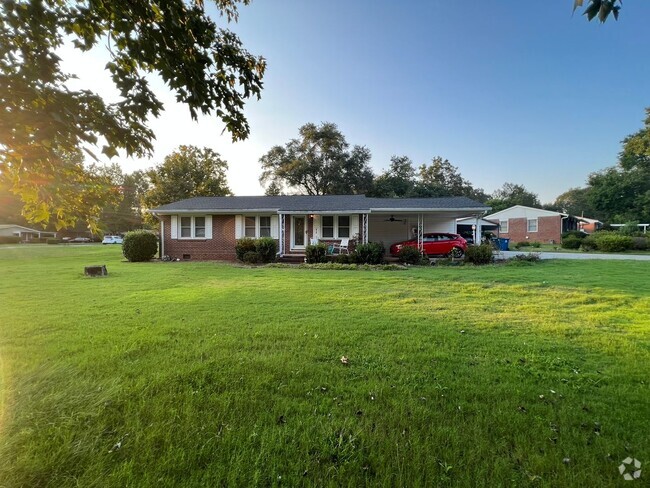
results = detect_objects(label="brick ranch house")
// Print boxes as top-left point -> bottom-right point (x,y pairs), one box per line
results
483,205 -> 592,244
151,195 -> 490,261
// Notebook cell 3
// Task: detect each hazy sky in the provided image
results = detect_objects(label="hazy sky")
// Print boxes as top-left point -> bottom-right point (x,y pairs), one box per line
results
62,0 -> 650,202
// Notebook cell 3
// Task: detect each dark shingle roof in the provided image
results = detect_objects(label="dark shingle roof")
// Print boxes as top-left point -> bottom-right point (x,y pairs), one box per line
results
152,195 -> 489,213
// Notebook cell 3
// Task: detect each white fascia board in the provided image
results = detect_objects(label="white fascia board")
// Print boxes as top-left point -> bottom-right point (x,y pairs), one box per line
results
280,210 -> 369,215
369,207 -> 490,213
151,208 -> 281,215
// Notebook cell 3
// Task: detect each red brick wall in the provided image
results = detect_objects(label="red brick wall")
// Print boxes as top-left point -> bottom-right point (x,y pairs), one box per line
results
499,215 -> 562,244
161,215 -> 238,261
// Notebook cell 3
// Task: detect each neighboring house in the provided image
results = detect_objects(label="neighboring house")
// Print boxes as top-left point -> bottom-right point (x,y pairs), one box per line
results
577,217 -> 602,234
0,224 -> 56,241
483,206 -> 582,244
610,223 -> 649,234
150,195 -> 490,260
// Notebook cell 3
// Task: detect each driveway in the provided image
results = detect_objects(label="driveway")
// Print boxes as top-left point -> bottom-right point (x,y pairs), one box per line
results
496,250 -> 650,261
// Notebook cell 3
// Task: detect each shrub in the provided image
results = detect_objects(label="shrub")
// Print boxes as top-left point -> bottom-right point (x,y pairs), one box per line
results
305,243 -> 328,263
0,236 -> 21,244
631,237 -> 649,251
235,238 -> 256,261
514,241 -> 530,249
255,237 -> 277,263
593,234 -> 634,253
580,236 -> 597,252
353,242 -> 385,265
562,230 -> 586,240
509,253 -> 541,262
398,246 -> 422,265
464,244 -> 494,265
122,230 -> 158,262
561,235 -> 582,249
46,238 -> 61,245
334,253 -> 353,264
242,251 -> 261,264
619,221 -> 641,236
530,241 -> 541,248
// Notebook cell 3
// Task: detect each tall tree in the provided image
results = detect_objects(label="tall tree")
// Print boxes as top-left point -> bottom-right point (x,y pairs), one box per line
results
1,0 -> 265,230
415,157 -> 487,200
91,163 -> 149,233
587,108 -> 650,223
368,156 -> 417,198
573,0 -> 621,22
259,122 -> 374,195
487,182 -> 540,213
550,187 -> 597,217
143,146 -> 231,211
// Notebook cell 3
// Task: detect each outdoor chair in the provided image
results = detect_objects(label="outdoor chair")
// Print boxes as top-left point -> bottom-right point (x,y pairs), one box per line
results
331,238 -> 350,254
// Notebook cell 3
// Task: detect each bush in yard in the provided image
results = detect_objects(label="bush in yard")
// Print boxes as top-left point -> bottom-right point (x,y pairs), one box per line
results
514,241 -> 530,249
235,238 -> 256,261
464,244 -> 494,265
305,243 -> 328,263
334,253 -> 353,264
0,236 -> 21,244
255,237 -> 277,263
530,241 -> 541,248
122,231 -> 157,262
593,234 -> 634,252
46,238 -> 61,245
561,235 -> 582,249
242,251 -> 261,264
353,242 -> 384,265
398,246 -> 422,265
562,230 -> 586,240
581,236 -> 598,252
619,221 -> 641,236
631,237 -> 648,251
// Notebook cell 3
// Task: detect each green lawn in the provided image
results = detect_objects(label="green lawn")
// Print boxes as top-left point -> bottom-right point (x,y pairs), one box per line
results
0,246 -> 648,487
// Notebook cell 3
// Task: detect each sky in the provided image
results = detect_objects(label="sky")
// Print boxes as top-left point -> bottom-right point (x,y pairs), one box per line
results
61,0 -> 650,202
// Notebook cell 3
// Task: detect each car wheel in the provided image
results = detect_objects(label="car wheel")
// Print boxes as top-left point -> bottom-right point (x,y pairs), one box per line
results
449,247 -> 464,259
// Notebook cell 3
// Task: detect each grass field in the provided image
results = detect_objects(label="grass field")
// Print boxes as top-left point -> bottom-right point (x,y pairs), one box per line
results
0,245 -> 648,487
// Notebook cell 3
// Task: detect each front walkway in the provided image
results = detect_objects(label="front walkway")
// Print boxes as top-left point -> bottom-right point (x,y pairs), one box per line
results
496,250 -> 650,261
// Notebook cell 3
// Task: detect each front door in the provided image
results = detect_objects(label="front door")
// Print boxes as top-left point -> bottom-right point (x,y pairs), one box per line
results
291,215 -> 307,250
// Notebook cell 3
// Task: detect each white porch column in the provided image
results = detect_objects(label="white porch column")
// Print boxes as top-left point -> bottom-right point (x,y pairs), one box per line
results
362,213 -> 369,244
279,214 -> 285,255
417,213 -> 424,253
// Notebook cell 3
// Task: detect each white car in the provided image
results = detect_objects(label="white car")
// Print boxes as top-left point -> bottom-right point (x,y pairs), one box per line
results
102,235 -> 123,245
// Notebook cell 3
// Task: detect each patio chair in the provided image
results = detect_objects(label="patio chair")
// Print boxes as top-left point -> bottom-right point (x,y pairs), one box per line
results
331,238 -> 350,254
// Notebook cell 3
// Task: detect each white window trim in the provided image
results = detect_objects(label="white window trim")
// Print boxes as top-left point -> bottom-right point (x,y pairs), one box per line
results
243,215 -> 273,239
500,220 -> 509,233
321,215 -> 351,239
178,215 -> 207,239
527,218 -> 538,232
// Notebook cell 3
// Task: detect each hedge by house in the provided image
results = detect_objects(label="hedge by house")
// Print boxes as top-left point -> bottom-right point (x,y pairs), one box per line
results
122,231 -> 158,262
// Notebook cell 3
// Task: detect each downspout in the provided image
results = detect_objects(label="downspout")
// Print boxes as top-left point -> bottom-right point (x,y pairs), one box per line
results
560,215 -> 568,243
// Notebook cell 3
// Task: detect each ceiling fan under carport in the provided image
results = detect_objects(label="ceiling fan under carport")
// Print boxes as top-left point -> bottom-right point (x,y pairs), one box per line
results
384,215 -> 405,222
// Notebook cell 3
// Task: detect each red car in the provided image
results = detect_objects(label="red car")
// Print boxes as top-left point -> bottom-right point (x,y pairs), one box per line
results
390,233 -> 467,258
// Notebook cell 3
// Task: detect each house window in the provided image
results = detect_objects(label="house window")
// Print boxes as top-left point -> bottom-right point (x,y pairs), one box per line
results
500,220 -> 508,233
321,215 -> 350,239
194,217 -> 205,238
179,216 -> 207,239
245,216 -> 256,237
338,216 -> 350,238
259,216 -> 271,237
243,216 -> 273,238
322,216 -> 334,238
527,218 -> 538,232
180,217 -> 192,237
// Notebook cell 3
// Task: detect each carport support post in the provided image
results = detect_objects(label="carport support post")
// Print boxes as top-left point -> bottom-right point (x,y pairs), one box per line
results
417,213 -> 424,254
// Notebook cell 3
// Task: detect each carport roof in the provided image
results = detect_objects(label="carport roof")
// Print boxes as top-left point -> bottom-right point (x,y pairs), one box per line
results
151,195 -> 490,213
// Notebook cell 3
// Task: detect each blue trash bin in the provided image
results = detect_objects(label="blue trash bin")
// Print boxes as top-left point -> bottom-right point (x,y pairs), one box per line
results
499,238 -> 510,251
